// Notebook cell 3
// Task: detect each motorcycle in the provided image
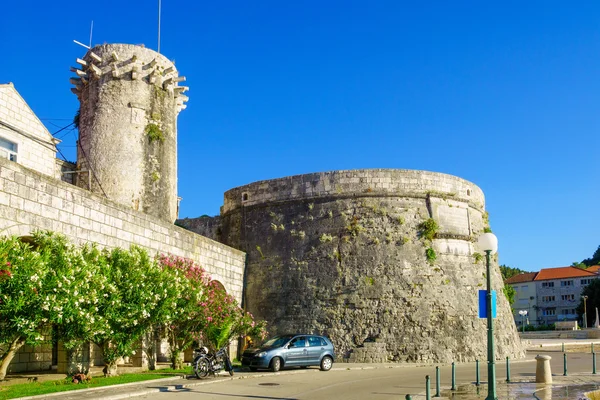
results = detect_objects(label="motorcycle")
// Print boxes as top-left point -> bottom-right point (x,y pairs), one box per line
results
193,345 -> 234,379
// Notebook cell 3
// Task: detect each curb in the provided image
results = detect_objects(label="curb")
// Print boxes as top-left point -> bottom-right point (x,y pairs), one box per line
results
8,360 -> 538,400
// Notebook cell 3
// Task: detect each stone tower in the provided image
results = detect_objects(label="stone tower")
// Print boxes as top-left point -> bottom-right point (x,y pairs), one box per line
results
70,44 -> 188,222
180,169 -> 526,363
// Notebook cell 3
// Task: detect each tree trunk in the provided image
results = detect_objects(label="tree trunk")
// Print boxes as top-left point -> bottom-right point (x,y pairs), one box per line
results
170,349 -> 183,370
0,336 -> 25,380
101,341 -> 119,377
167,330 -> 183,370
102,360 -> 118,377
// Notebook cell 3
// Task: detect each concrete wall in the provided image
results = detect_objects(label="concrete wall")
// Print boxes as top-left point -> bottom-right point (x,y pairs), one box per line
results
0,84 -> 59,178
0,156 -> 245,373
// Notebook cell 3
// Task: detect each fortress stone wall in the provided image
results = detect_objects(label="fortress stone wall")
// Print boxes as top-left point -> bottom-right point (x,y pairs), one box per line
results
184,169 -> 525,363
0,156 -> 245,372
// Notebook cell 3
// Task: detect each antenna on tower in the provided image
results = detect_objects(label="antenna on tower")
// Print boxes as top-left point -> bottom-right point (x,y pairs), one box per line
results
73,21 -> 94,50
89,20 -> 94,48
158,0 -> 162,53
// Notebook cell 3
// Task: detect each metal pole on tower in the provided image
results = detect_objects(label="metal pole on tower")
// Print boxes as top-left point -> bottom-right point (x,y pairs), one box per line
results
89,20 -> 94,48
158,0 -> 162,53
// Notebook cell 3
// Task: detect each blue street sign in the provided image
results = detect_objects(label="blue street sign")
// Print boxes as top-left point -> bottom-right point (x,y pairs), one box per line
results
478,290 -> 497,319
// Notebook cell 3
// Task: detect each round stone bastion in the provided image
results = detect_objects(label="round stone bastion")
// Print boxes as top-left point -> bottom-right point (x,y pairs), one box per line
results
217,169 -> 525,363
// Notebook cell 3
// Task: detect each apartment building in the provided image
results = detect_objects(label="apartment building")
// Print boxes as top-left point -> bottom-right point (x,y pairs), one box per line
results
506,266 -> 600,327
505,272 -> 538,328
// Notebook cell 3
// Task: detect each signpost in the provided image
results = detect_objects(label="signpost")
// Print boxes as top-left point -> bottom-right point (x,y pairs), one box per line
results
478,290 -> 497,319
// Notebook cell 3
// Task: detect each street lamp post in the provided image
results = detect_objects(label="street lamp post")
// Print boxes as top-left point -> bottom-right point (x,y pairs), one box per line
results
478,232 -> 499,400
583,295 -> 589,329
519,310 -> 528,333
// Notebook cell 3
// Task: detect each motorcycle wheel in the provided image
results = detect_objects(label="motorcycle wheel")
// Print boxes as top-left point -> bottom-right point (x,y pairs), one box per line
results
194,358 -> 210,379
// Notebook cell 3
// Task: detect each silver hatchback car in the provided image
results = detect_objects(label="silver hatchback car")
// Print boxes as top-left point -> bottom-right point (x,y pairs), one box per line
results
241,334 -> 335,372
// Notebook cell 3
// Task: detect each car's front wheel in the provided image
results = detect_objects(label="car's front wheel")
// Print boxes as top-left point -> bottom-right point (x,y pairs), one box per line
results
270,357 -> 282,372
320,356 -> 333,371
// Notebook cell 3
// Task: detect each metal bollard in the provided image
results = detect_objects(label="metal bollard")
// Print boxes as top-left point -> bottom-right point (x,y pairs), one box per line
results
406,396 -> 412,400
426,375 -> 431,400
506,356 -> 511,382
435,366 -> 441,397
476,359 -> 480,386
564,353 -> 568,376
451,362 -> 456,391
594,352 -> 597,375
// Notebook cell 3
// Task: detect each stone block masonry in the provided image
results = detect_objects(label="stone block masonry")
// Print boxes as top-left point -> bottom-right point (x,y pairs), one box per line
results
211,169 -> 525,364
0,157 -> 245,373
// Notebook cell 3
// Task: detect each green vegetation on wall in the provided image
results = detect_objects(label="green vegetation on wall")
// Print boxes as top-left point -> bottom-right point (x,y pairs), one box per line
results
145,123 -> 164,143
418,218 -> 438,241
426,247 -> 436,264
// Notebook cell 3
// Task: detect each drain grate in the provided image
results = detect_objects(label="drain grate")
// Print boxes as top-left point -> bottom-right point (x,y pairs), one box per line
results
259,383 -> 280,386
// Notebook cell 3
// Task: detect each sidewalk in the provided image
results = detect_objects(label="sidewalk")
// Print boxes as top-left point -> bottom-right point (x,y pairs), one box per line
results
4,350 -> 600,399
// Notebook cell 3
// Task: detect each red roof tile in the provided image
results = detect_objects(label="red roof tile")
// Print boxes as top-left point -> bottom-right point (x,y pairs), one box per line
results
533,266 -> 598,281
505,272 -> 537,284
586,265 -> 600,273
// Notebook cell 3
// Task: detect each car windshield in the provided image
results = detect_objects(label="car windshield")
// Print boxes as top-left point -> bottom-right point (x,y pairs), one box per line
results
262,335 -> 294,348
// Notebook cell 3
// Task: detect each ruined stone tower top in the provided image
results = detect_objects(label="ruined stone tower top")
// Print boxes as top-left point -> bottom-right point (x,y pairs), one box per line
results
70,44 -> 188,222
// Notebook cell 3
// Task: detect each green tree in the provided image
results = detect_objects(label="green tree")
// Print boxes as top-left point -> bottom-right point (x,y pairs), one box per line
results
31,232 -> 110,374
582,245 -> 600,267
499,264 -> 526,280
572,261 -> 588,269
157,254 -> 207,370
90,246 -> 177,376
0,236 -> 53,380
198,280 -> 267,351
577,279 -> 600,328
503,284 -> 516,311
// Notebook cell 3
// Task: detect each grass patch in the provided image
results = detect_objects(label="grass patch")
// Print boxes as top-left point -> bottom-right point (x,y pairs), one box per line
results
0,373 -> 176,399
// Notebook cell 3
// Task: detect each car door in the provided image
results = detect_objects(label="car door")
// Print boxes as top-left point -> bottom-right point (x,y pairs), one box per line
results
284,336 -> 308,366
307,336 -> 325,365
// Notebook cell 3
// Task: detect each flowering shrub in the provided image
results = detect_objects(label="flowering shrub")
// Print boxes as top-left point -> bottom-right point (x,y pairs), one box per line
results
0,232 -> 268,377
156,254 -> 207,369
91,246 -> 177,376
198,280 -> 267,350
0,235 -> 52,380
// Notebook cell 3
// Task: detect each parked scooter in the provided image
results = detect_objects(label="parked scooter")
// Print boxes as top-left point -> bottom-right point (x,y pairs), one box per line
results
193,345 -> 234,379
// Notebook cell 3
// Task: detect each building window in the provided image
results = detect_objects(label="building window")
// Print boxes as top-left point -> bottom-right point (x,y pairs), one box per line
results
582,279 -> 594,285
562,309 -> 576,315
521,284 -> 529,290
542,296 -> 555,302
543,309 -> 556,316
542,282 -> 554,288
561,294 -> 575,301
561,280 -> 573,287
0,137 -> 17,162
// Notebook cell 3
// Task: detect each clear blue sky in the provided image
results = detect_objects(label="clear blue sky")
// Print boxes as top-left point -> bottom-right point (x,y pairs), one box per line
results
1,1 -> 599,272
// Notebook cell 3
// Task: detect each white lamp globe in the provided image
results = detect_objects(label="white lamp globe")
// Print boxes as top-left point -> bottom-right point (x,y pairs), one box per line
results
477,232 -> 498,254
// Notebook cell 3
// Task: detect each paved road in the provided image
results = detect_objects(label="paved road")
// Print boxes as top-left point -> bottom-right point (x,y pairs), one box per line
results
134,352 -> 599,400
